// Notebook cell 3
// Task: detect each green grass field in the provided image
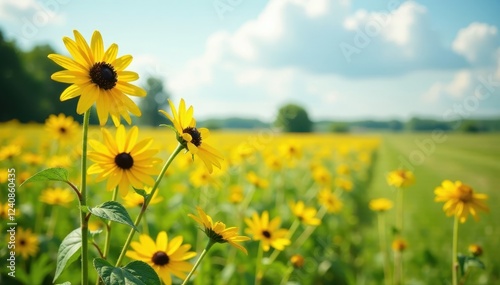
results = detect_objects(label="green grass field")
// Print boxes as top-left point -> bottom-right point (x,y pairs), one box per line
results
368,133 -> 500,284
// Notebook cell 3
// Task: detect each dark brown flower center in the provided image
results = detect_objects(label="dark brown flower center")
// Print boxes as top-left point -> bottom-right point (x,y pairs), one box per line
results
89,62 -> 117,90
152,251 -> 170,266
19,239 -> 26,246
115,152 -> 134,169
59,127 -> 67,134
457,185 -> 473,202
183,127 -> 202,147
262,230 -> 271,239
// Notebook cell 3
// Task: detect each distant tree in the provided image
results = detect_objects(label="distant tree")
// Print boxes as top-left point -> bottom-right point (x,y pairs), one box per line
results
329,122 -> 349,133
275,103 -> 312,133
138,76 -> 170,126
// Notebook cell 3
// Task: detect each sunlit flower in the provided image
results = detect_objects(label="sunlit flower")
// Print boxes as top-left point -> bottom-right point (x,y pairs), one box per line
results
392,238 -> 407,252
280,142 -> 302,161
190,166 -> 219,188
160,99 -> 223,173
265,154 -> 283,171
317,189 -> 343,213
290,254 -> 305,268
87,125 -> 161,196
15,228 -> 39,259
0,202 -> 9,219
434,180 -> 489,223
22,153 -> 43,166
40,187 -> 75,207
245,211 -> 291,252
188,206 -> 250,254
336,164 -> 350,176
369,198 -> 393,212
289,201 -> 321,226
88,220 -> 104,233
468,244 -> 483,257
387,169 -> 415,188
46,155 -> 72,168
48,30 -> 146,126
335,177 -> 353,192
126,231 -> 196,285
123,186 -> 163,208
0,144 -> 21,161
45,113 -> 79,142
229,185 -> 244,204
312,165 -> 331,186
246,171 -> 269,189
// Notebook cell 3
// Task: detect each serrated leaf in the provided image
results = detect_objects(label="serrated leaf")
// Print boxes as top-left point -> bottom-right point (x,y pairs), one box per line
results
54,228 -> 81,282
20,168 -> 69,187
94,258 -> 161,285
89,201 -> 138,232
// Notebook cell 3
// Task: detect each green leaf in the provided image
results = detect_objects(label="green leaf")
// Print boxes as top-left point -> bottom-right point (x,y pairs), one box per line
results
94,258 -> 161,285
133,188 -> 148,199
20,167 -> 69,187
54,228 -> 82,283
55,282 -> 71,285
465,256 -> 485,271
89,201 -> 138,232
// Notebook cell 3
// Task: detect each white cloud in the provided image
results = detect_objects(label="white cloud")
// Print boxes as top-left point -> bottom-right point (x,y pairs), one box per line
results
452,23 -> 500,65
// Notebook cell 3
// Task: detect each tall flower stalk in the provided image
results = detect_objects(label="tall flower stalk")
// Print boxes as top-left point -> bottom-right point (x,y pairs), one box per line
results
79,109 -> 91,285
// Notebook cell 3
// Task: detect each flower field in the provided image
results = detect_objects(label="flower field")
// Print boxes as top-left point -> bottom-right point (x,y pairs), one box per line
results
1,120 -> 499,285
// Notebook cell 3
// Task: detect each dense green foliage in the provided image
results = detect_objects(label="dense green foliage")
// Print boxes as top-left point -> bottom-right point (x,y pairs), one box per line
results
275,103 -> 313,133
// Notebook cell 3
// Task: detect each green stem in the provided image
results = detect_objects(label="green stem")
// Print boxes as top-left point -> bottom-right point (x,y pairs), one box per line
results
79,109 -> 91,285
396,188 -> 404,234
47,206 -> 59,238
103,187 -> 119,259
452,215 -> 459,285
181,240 -> 215,285
280,266 -> 294,285
255,241 -> 264,285
293,206 -> 327,248
268,219 -> 300,264
378,213 -> 391,285
115,143 -> 184,267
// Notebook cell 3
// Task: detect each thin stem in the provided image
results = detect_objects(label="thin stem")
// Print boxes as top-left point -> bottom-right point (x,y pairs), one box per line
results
181,240 -> 215,285
396,189 -> 404,234
294,206 -> 327,248
452,215 -> 460,285
47,206 -> 59,238
102,187 -> 119,259
280,266 -> 294,285
255,242 -> 264,285
268,219 -> 300,264
378,213 -> 391,285
115,144 -> 184,267
79,109 -> 91,285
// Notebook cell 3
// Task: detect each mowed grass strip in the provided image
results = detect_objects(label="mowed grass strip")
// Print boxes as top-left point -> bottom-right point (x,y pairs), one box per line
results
368,133 -> 500,283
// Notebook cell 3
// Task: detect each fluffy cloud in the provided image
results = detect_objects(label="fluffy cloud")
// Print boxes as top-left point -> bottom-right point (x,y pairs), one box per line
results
452,23 -> 500,65
0,0 -> 68,41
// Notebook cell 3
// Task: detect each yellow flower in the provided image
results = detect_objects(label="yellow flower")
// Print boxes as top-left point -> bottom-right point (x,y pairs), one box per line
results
369,198 -> 393,212
40,187 -> 75,207
123,186 -> 163,208
387,169 -> 415,188
190,166 -> 218,188
264,154 -> 283,171
126,231 -> 196,285
468,244 -> 483,257
335,177 -> 353,192
317,189 -> 343,213
159,99 -> 223,173
245,211 -> 291,252
188,207 -> 250,254
336,164 -> 350,176
48,30 -> 146,126
87,125 -> 161,196
22,153 -> 43,166
229,185 -> 244,204
290,254 -> 305,268
392,238 -> 407,252
15,228 -> 39,259
311,165 -> 331,186
45,113 -> 79,142
88,220 -> 104,233
434,180 -> 489,223
46,155 -> 72,168
280,141 -> 302,160
289,201 -> 321,226
0,202 -> 9,219
246,171 -> 269,189
0,144 -> 21,161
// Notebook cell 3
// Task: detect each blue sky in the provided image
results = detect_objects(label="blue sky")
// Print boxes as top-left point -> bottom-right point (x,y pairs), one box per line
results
1,0 -> 500,121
